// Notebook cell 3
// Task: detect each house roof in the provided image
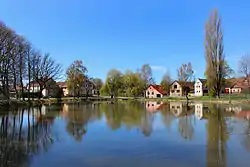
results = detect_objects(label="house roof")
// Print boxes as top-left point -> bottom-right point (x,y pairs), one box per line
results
170,80 -> 194,89
178,81 -> 194,89
57,81 -> 67,88
225,77 -> 250,89
198,78 -> 207,85
149,85 -> 168,95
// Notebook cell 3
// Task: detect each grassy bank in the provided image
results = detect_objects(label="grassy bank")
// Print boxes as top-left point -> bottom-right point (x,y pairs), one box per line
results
0,96 -> 113,107
132,95 -> 250,104
1,94 -> 250,107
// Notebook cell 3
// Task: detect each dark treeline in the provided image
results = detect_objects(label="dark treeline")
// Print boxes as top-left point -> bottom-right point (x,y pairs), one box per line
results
0,21 -> 62,100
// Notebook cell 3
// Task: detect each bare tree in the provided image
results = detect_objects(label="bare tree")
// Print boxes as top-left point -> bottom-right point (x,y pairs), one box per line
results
177,62 -> 194,81
160,71 -> 172,94
238,54 -> 250,78
204,9 -> 226,98
33,53 -> 63,98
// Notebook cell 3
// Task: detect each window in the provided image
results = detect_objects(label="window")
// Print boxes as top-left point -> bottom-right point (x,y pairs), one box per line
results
177,106 -> 180,109
171,90 -> 174,93
147,92 -> 150,95
172,106 -> 175,109
174,85 -> 177,89
152,104 -> 154,106
177,90 -> 180,93
152,92 -> 154,95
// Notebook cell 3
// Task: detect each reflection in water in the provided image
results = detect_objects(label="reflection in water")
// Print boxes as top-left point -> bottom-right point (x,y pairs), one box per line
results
0,102 -> 250,167
0,107 -> 55,167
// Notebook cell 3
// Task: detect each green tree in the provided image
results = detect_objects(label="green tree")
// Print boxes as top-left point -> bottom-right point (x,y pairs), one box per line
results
123,70 -> 144,97
66,60 -> 87,97
104,69 -> 123,98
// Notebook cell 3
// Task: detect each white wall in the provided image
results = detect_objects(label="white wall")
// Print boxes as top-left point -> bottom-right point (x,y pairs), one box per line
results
195,103 -> 203,120
170,81 -> 182,97
194,79 -> 203,96
145,86 -> 163,98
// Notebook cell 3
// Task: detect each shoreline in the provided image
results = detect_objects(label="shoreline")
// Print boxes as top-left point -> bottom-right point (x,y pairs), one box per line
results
0,96 -> 250,108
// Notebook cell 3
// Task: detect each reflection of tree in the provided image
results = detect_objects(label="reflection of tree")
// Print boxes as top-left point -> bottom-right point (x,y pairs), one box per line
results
0,108 -> 55,167
100,102 -> 153,137
178,117 -> 194,140
141,111 -> 153,137
241,120 -> 250,152
206,104 -> 228,167
160,103 -> 175,132
177,103 -> 194,140
65,103 -> 102,141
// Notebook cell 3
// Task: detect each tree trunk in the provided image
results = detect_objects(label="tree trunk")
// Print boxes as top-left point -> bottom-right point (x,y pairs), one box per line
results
28,53 -> 31,102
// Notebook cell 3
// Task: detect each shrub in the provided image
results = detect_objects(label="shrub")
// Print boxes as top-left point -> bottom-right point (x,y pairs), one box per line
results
208,88 -> 216,97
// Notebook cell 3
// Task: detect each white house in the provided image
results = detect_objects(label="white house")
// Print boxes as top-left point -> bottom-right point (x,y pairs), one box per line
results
170,81 -> 194,97
145,85 -> 167,98
27,79 -> 60,97
27,81 -> 48,96
194,78 -> 208,96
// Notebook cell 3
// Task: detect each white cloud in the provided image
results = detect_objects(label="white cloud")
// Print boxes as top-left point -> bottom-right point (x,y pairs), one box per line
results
150,65 -> 167,73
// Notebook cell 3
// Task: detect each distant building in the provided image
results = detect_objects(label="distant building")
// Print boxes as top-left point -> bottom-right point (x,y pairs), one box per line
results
27,79 -> 60,97
194,78 -> 208,96
57,82 -> 69,96
169,81 -> 194,97
224,78 -> 250,94
145,85 -> 167,98
57,80 -> 96,97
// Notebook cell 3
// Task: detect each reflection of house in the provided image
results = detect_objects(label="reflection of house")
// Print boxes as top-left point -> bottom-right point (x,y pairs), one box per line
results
235,110 -> 250,120
224,78 -> 250,94
60,104 -> 69,118
194,79 -> 208,96
170,102 -> 183,117
170,81 -> 194,97
145,85 -> 167,98
145,101 -> 164,113
195,103 -> 204,120
225,106 -> 242,113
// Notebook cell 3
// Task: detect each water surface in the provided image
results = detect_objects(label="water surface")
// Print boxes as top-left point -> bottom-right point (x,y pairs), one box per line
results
1,101 -> 250,167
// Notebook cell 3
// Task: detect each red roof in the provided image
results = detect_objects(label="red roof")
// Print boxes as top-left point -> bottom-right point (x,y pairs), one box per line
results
150,85 -> 168,95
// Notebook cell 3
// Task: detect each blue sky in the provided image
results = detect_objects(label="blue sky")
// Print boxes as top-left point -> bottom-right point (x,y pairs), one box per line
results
0,0 -> 250,83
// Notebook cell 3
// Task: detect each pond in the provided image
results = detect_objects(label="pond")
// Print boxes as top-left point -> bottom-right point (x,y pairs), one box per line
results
0,101 -> 250,167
